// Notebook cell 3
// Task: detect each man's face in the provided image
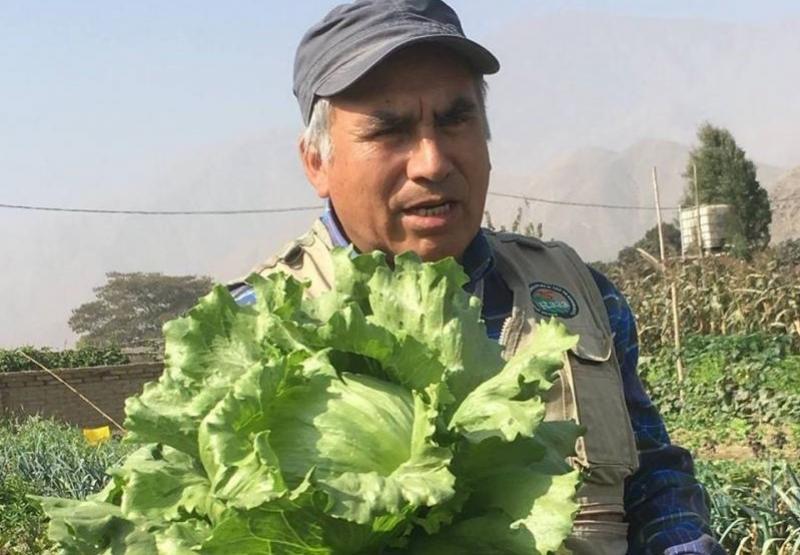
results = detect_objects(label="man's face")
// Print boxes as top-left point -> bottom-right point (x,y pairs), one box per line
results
303,46 -> 491,261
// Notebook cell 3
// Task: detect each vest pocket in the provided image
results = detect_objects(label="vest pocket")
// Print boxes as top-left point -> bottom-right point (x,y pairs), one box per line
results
565,519 -> 629,555
564,331 -> 639,472
553,332 -> 637,555
571,369 -> 638,468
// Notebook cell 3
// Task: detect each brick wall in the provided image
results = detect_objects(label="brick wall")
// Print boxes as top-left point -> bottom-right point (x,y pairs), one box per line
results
0,363 -> 163,428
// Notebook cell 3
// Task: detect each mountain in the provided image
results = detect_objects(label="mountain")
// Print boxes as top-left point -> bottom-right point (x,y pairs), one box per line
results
769,167 -> 800,243
485,139 -> 785,261
485,12 -> 800,175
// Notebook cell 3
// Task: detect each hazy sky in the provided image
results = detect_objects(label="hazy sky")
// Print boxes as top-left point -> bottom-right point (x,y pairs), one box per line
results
2,1 -> 800,347
4,0 -> 800,208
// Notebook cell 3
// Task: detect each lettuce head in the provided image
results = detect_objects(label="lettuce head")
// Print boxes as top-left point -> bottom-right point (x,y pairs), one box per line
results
38,250 -> 582,554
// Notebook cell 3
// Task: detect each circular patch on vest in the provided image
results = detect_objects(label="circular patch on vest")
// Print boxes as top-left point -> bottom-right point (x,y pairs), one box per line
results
529,282 -> 579,318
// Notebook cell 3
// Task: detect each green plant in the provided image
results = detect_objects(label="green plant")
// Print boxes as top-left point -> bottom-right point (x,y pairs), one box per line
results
603,251 -> 800,352
0,345 -> 129,373
69,271 -> 213,348
0,474 -> 51,554
640,334 -> 800,457
697,460 -> 800,553
39,251 -> 582,553
616,222 -> 682,265
0,416 -> 131,499
0,417 -> 131,554
682,122 -> 772,251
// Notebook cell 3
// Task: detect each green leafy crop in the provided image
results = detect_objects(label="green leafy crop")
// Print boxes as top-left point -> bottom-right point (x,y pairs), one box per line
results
37,250 -> 581,554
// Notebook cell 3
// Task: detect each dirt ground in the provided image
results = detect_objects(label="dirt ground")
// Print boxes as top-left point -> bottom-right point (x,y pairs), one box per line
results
671,427 -> 800,462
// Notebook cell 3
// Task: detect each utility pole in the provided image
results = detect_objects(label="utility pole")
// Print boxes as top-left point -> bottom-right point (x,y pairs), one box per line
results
653,167 -> 667,261
693,163 -> 704,258
692,163 -> 708,293
652,167 -> 684,384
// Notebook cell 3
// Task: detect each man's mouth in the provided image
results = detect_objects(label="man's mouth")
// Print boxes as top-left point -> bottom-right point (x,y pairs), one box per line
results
405,202 -> 453,217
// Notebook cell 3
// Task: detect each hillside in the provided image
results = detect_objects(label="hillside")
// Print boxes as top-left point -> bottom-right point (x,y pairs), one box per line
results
485,12 -> 800,173
486,139 -> 784,261
770,167 -> 800,243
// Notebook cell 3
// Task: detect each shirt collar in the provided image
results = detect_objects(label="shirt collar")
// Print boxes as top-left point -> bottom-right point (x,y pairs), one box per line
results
321,200 -> 350,248
319,201 -> 495,290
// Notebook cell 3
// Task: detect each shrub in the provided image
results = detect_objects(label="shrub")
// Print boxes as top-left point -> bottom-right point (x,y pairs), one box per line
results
0,346 -> 129,373
640,333 -> 800,457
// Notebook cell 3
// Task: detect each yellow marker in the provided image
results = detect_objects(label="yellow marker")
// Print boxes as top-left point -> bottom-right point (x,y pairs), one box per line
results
83,425 -> 111,446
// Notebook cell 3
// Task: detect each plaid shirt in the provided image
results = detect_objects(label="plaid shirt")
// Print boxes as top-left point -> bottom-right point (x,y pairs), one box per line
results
231,210 -> 724,555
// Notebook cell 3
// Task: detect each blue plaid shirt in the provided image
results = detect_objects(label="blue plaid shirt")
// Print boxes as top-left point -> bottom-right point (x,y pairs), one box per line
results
231,210 -> 724,555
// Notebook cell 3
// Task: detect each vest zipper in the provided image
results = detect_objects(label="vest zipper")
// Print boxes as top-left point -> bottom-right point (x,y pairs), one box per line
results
498,313 -> 514,348
498,307 -> 525,357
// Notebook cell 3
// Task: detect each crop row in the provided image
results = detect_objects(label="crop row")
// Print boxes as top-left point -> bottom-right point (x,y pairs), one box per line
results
601,250 -> 800,352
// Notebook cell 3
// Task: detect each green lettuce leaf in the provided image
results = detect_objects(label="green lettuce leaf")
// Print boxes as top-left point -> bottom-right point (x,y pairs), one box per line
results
41,249 -> 582,554
449,320 -> 578,443
35,497 -> 156,554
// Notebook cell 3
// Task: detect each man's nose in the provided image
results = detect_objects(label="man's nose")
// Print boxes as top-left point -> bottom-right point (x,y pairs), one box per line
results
406,133 -> 454,184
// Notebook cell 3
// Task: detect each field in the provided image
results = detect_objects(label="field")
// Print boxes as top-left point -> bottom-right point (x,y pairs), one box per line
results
2,332 -> 798,553
2,247 -> 799,553
644,333 -> 800,553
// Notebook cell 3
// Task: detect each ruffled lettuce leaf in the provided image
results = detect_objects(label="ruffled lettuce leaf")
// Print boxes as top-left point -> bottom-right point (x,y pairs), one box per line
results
40,250 -> 581,554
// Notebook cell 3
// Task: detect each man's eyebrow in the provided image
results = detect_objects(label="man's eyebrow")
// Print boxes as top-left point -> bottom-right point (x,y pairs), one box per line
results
355,96 -> 478,137
358,110 -> 415,135
434,96 -> 478,125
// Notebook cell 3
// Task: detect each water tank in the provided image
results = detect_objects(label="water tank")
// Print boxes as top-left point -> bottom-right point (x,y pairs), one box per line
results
679,204 -> 732,255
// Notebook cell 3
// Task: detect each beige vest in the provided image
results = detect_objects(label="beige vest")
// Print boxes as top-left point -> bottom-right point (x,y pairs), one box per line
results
252,221 -> 639,554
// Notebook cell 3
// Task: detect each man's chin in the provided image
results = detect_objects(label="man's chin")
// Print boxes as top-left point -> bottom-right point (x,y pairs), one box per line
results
400,238 -> 467,263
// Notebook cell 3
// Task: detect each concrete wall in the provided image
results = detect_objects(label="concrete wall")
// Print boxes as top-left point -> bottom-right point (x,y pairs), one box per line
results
0,363 -> 163,428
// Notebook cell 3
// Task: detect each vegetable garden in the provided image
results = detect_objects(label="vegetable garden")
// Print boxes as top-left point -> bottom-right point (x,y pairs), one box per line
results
2,244 -> 799,553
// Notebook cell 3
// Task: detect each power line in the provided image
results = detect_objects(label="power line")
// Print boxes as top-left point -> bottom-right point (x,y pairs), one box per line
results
0,202 -> 323,216
488,191 -> 800,210
771,195 -> 800,204
4,195 -> 666,215
1,193 -> 798,216
487,191 -> 680,211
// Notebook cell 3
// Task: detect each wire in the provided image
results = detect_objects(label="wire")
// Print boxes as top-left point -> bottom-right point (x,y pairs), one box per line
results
487,191 -> 680,210
488,191 -> 800,210
771,195 -> 800,204
0,202 -> 323,216
1,193 -> 797,216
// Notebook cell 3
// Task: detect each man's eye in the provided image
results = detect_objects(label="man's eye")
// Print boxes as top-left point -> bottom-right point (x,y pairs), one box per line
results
368,127 -> 407,139
439,113 -> 472,128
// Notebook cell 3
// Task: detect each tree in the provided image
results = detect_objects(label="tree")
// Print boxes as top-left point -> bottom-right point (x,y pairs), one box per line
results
617,222 -> 682,266
682,123 -> 772,251
69,272 -> 214,348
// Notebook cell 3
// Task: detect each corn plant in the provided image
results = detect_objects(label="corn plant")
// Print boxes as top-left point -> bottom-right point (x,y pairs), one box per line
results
602,249 -> 800,353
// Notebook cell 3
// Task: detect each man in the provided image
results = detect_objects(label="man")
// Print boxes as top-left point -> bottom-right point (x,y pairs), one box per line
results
231,1 -> 725,553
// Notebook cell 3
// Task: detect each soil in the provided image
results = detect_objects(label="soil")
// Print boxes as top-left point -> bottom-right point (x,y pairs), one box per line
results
671,427 -> 800,461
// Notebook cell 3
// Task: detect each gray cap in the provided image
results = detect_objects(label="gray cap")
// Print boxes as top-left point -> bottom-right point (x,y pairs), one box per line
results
293,0 -> 500,124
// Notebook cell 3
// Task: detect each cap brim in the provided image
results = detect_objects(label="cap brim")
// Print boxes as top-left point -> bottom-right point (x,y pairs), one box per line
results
315,33 -> 499,100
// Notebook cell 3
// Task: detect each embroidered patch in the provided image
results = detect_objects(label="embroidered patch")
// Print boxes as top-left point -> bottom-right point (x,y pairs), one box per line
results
529,282 -> 579,318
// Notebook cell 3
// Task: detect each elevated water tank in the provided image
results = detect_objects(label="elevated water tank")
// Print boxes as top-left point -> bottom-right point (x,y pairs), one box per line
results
679,204 -> 732,255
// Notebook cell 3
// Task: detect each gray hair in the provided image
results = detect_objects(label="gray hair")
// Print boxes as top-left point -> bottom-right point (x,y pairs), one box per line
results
302,77 -> 490,162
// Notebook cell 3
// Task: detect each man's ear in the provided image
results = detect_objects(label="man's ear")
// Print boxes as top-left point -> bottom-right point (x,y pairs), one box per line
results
299,138 -> 330,198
